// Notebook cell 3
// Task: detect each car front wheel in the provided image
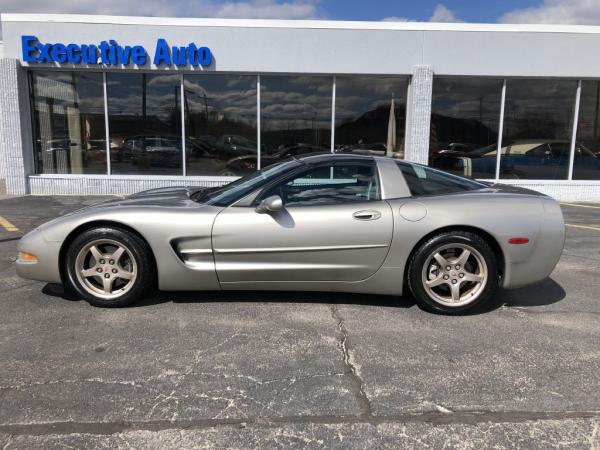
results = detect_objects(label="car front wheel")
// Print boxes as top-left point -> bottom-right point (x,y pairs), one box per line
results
407,231 -> 499,314
64,227 -> 156,307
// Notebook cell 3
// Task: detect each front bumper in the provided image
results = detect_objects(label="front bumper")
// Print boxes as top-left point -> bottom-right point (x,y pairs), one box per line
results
16,229 -> 62,283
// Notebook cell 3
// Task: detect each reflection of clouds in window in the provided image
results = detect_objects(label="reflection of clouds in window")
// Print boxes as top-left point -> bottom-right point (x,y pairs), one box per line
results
429,78 -> 503,176
184,74 -> 258,176
334,76 -> 407,154
433,97 -> 500,118
503,80 -> 577,141
147,75 -> 179,86
184,75 -> 257,125
260,76 -> 331,153
107,73 -> 180,123
431,78 -> 502,119
108,93 -> 178,122
496,79 -> 577,181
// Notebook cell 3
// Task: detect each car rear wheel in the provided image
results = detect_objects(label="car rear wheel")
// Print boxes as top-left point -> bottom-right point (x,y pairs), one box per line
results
65,227 -> 156,307
408,231 -> 499,314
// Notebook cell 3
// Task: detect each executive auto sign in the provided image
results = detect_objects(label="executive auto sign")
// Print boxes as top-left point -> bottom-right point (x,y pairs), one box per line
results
21,36 -> 212,67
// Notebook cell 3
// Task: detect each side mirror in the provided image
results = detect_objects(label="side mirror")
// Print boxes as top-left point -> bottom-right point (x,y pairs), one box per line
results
255,195 -> 283,214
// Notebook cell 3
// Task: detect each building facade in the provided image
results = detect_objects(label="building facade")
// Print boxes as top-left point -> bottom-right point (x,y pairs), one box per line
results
1,14 -> 600,200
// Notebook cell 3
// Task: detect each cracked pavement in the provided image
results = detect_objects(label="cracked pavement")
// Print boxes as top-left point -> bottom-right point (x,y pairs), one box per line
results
0,196 -> 599,448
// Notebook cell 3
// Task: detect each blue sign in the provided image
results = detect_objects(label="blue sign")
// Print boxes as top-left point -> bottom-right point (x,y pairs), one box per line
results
21,36 -> 212,67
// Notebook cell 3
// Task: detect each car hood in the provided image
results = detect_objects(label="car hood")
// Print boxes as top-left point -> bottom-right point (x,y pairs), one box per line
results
69,186 -> 209,214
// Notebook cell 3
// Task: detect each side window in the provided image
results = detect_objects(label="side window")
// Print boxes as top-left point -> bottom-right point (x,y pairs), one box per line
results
259,162 -> 380,206
548,142 -> 570,159
525,144 -> 548,158
397,162 -> 484,197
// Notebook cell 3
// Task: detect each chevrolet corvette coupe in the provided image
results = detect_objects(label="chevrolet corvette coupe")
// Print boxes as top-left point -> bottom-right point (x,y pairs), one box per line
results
16,153 -> 565,314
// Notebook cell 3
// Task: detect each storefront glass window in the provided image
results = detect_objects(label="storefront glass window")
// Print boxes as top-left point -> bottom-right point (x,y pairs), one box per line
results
573,81 -> 600,180
184,75 -> 257,177
500,79 -> 577,180
30,71 -> 106,174
335,76 -> 407,159
260,76 -> 332,165
429,78 -> 503,179
107,73 -> 182,175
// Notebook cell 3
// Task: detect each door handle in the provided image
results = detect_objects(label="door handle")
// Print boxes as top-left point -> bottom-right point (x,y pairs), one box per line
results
352,210 -> 381,221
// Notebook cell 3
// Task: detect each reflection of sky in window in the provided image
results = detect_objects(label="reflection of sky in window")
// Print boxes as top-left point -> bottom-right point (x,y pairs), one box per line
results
184,75 -> 257,126
33,72 -> 105,114
107,73 -> 180,123
335,76 -> 407,123
261,76 -> 331,131
504,79 -> 577,141
431,78 -> 502,120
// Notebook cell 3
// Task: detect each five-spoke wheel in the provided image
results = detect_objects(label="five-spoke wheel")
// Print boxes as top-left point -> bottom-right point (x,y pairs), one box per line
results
408,231 -> 498,314
422,243 -> 487,307
75,239 -> 138,300
65,227 -> 155,307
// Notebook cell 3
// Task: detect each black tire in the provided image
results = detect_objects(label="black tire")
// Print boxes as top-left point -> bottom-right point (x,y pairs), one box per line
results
407,231 -> 499,315
64,226 -> 156,307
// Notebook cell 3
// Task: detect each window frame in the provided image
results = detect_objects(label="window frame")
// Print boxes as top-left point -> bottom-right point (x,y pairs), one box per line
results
395,161 -> 487,199
252,159 -> 382,207
28,69 -> 108,175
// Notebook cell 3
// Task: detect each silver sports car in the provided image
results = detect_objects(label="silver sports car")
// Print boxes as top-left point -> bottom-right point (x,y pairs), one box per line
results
16,153 -> 565,314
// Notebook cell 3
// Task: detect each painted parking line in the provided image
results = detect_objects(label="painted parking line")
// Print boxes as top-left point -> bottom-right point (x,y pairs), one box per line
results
0,216 -> 19,232
560,202 -> 600,209
565,223 -> 600,232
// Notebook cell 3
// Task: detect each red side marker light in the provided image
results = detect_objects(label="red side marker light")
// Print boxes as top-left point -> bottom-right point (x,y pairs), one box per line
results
508,238 -> 530,245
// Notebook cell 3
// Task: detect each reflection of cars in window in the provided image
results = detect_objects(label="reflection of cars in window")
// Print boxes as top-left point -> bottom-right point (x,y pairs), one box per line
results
216,135 -> 258,157
186,135 -> 217,157
119,135 -> 184,168
434,140 -> 600,179
219,143 -> 328,176
435,143 -> 479,156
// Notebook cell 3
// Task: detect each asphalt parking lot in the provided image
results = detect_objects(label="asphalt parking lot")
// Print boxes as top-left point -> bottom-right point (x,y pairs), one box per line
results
0,195 -> 599,448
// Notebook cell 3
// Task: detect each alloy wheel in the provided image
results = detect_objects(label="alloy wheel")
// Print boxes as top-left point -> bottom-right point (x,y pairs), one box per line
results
74,239 -> 138,300
421,243 -> 488,307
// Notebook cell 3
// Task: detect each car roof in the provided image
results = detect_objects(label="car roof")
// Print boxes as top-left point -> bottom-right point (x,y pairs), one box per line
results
296,152 -> 378,164
297,152 -> 419,169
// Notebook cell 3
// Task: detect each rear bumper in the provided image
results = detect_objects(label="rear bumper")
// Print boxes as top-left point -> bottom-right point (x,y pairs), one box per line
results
501,198 -> 565,289
15,229 -> 62,283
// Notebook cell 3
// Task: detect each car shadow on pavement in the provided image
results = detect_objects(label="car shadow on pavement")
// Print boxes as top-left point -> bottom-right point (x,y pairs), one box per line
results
41,276 -> 566,314
488,277 -> 567,311
41,283 -> 415,309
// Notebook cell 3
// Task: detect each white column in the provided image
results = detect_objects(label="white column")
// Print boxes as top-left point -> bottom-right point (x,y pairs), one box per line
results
404,65 -> 433,165
0,59 -> 33,195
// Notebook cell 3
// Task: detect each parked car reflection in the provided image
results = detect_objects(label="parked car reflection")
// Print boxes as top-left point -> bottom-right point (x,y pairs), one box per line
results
219,143 -> 328,176
433,140 -> 600,180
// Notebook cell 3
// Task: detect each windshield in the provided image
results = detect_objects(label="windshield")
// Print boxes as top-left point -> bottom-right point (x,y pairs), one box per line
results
192,159 -> 301,206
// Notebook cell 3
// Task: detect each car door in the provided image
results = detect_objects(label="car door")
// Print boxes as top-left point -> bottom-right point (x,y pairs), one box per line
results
212,160 -> 393,283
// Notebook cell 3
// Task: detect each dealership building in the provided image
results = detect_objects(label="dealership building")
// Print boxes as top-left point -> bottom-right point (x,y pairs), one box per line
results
1,14 -> 600,200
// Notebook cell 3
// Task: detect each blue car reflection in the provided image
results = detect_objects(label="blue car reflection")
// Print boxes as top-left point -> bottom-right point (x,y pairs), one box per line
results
434,140 -> 600,180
